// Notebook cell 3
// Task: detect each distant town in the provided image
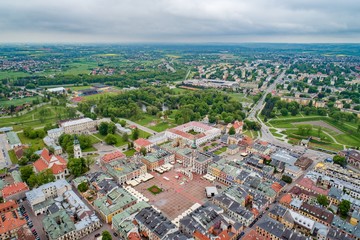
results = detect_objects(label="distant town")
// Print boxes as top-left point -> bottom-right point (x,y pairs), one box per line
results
0,44 -> 359,240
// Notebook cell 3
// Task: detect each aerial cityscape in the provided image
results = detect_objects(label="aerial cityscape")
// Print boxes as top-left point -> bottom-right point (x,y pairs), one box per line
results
0,1 -> 360,240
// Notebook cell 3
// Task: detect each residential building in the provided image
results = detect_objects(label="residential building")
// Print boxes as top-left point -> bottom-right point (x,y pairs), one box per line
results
26,179 -> 71,215
256,217 -> 308,240
47,127 -> 64,140
42,190 -> 101,240
111,201 -> 151,239
93,187 -> 137,223
339,149 -> 360,169
104,158 -> 147,185
135,206 -> 179,240
2,182 -> 29,201
141,149 -> 175,171
0,201 -> 27,240
101,150 -> 126,165
5,131 -> 21,149
134,138 -> 153,152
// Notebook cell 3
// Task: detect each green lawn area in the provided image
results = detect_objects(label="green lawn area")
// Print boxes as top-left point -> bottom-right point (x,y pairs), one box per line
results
0,105 -> 68,131
172,87 -> 191,94
226,92 -> 253,103
134,115 -> 156,126
0,97 -> 39,107
124,149 -> 136,157
69,85 -> 93,91
147,185 -> 163,195
93,133 -> 128,147
134,114 -> 177,132
62,62 -> 98,75
138,129 -> 151,139
149,121 -> 177,132
267,115 -> 360,148
214,146 -> 227,155
17,132 -> 45,150
0,71 -> 31,79
8,150 -> 18,164
269,128 -> 283,138
82,92 -> 119,101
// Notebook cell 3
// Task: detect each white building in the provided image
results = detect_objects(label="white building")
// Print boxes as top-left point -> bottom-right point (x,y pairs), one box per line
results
47,127 -> 64,140
165,121 -> 221,146
60,118 -> 97,134
26,180 -> 71,215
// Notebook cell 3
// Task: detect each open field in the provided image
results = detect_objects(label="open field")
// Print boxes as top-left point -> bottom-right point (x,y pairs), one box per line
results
0,105 -> 68,131
93,133 -> 128,147
8,150 -> 18,164
0,97 -> 39,107
267,115 -> 360,150
18,132 -> 45,150
134,114 -> 177,132
124,149 -> 136,157
292,120 -> 343,134
226,92 -> 253,103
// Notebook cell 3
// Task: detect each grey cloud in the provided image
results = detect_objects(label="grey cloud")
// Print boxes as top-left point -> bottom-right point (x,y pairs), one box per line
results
0,0 -> 359,42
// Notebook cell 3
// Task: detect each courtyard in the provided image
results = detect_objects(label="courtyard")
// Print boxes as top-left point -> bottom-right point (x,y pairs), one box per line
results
134,167 -> 224,220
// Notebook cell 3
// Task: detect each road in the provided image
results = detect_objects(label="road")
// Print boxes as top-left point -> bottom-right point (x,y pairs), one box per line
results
247,71 -> 285,120
0,134 -> 11,168
119,118 -> 158,135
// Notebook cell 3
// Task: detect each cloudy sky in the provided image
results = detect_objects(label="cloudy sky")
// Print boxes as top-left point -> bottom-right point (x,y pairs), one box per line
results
1,0 -> 359,43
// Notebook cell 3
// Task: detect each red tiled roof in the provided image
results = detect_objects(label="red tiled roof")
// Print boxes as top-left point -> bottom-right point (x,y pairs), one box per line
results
40,148 -> 51,162
193,231 -> 211,240
101,151 -> 126,163
297,178 -> 329,195
233,120 -> 243,129
2,182 -> 29,198
33,159 -> 48,172
51,163 -> 66,174
279,193 -> 292,205
0,200 -> 17,212
271,182 -> 283,193
0,211 -> 27,235
34,149 -> 67,174
128,232 -> 141,240
134,138 -> 152,147
242,229 -> 266,240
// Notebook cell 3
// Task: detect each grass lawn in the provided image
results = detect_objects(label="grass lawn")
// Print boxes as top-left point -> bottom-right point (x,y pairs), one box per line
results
214,146 -> 227,155
172,88 -> 191,94
226,92 -> 253,103
0,105 -> 68,131
269,128 -> 283,138
139,129 -> 151,139
0,71 -> 31,79
62,62 -> 98,75
8,150 -> 18,164
0,97 -> 39,107
267,115 -> 360,148
17,132 -> 45,150
124,149 -> 136,157
83,146 -> 97,152
69,85 -> 93,91
135,115 -> 156,126
82,92 -> 119,101
149,121 -> 176,132
147,185 -> 163,195
93,133 -> 128,147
